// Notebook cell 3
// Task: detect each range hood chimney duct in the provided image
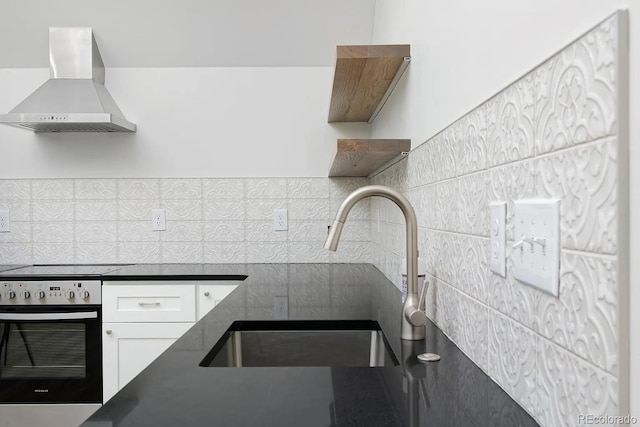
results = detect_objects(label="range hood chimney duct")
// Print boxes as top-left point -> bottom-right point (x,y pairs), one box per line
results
0,28 -> 136,133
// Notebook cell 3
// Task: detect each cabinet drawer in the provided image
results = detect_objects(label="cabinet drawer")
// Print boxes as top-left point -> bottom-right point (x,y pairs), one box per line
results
103,285 -> 196,322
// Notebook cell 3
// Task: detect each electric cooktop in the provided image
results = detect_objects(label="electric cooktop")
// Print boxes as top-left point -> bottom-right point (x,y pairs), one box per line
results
0,264 -> 131,278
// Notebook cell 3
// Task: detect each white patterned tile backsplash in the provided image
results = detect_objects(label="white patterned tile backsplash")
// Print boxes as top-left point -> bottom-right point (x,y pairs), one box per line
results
287,178 -> 329,199
536,338 -> 618,427
287,198 -> 331,221
117,179 -> 160,200
76,200 -> 118,221
0,221 -> 30,243
202,178 -> 245,199
488,311 -> 537,416
160,178 -> 202,200
76,243 -> 118,264
32,180 -> 73,200
203,221 -> 244,242
161,221 -> 204,242
0,180 -> 30,199
0,200 -> 31,222
536,138 -> 617,254
370,12 -> 624,427
245,199 -> 286,220
536,251 -> 617,374
32,222 -> 74,243
203,242 -> 246,263
118,241 -> 161,263
457,171 -> 490,236
329,178 -> 369,199
75,222 -> 117,243
1,243 -> 32,264
33,200 -> 74,221
455,104 -> 488,176
75,179 -> 117,200
161,241 -> 203,263
245,178 -> 287,199
246,221 -> 287,242
118,221 -> 160,242
118,199 -> 158,221
203,199 -> 246,221
33,243 -> 72,264
163,199 -> 203,221
535,14 -> 618,154
487,74 -> 535,167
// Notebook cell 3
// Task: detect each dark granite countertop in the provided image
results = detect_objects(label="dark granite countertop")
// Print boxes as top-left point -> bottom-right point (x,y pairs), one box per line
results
0,264 -> 247,281
79,263 -> 537,427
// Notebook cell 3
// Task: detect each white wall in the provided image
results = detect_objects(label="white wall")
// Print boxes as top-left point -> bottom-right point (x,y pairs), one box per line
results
371,0 -> 637,420
0,67 -> 370,178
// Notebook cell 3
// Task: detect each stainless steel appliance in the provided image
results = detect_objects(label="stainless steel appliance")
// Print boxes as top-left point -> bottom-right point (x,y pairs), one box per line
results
0,265 -> 117,427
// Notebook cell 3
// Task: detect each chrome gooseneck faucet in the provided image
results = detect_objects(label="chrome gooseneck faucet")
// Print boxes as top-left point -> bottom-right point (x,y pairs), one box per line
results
324,185 -> 427,340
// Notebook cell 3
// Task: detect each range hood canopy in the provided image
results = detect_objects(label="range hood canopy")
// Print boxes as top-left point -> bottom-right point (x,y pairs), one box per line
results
0,28 -> 136,133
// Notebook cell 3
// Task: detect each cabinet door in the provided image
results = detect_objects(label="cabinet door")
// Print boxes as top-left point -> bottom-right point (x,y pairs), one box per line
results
197,284 -> 239,320
102,322 -> 194,402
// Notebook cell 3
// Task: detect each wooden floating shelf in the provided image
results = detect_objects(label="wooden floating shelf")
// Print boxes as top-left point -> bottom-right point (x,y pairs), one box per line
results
328,44 -> 411,123
328,139 -> 411,177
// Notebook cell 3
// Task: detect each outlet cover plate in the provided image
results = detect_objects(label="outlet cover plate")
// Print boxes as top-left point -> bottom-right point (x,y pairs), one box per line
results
513,199 -> 560,296
489,202 -> 506,277
273,208 -> 288,231
151,209 -> 166,231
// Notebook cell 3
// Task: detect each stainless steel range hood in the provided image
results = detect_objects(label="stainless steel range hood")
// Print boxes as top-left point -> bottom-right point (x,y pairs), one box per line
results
0,28 -> 136,133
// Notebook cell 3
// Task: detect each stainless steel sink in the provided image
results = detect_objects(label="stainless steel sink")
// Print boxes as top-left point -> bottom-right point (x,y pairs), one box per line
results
199,320 -> 399,368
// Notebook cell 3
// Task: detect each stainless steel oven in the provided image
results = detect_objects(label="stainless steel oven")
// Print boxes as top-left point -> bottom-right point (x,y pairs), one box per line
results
0,280 -> 102,427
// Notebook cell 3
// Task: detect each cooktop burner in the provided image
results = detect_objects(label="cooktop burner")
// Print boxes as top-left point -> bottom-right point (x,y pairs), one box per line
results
0,264 -> 131,277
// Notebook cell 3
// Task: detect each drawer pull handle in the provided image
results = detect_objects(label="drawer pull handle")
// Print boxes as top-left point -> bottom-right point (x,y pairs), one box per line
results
138,302 -> 161,307
106,329 -> 112,335
204,292 -> 210,297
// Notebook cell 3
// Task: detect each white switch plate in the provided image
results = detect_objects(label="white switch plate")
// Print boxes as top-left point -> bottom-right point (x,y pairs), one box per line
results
489,202 -> 506,277
0,210 -> 10,232
151,209 -> 166,231
273,208 -> 288,231
513,199 -> 560,296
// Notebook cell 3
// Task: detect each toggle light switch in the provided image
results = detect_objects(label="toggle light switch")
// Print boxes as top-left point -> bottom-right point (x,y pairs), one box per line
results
513,199 -> 560,296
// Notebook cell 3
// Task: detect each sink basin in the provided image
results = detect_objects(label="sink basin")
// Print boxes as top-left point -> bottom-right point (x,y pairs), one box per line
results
199,320 -> 399,368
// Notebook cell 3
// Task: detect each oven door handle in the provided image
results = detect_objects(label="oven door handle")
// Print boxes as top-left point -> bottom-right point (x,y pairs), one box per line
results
0,311 -> 98,321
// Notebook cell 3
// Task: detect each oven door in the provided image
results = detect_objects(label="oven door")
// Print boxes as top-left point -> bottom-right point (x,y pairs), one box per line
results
0,305 -> 102,404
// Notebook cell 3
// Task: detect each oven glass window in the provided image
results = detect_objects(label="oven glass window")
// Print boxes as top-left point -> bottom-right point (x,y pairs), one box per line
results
0,321 -> 86,380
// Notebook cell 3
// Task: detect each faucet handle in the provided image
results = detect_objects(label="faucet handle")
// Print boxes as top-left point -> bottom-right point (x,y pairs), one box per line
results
406,281 -> 429,327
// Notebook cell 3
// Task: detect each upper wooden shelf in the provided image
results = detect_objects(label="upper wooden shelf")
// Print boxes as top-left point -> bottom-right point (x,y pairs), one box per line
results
328,44 -> 411,123
328,139 -> 411,177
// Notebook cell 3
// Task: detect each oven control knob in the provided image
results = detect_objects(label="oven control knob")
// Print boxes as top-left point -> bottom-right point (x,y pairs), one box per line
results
7,290 -> 15,299
67,290 -> 75,299
21,290 -> 31,299
80,290 -> 90,299
37,290 -> 46,299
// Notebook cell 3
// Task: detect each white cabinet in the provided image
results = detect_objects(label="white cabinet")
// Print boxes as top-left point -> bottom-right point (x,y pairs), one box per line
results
102,280 -> 239,402
102,322 -> 194,402
197,284 -> 238,320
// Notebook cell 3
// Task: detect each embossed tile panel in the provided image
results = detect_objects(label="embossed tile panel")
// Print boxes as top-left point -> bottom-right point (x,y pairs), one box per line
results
370,12 -> 624,427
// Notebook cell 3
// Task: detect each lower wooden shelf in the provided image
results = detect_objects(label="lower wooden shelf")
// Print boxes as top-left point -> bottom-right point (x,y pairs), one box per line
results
328,139 -> 411,177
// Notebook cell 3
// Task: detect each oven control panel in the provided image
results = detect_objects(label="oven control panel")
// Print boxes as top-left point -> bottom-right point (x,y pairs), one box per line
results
0,280 -> 101,305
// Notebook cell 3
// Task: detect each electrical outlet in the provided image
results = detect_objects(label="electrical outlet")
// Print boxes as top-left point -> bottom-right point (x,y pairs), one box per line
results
151,209 -> 166,231
274,296 -> 289,319
490,202 -> 506,277
0,210 -> 10,233
273,208 -> 287,231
